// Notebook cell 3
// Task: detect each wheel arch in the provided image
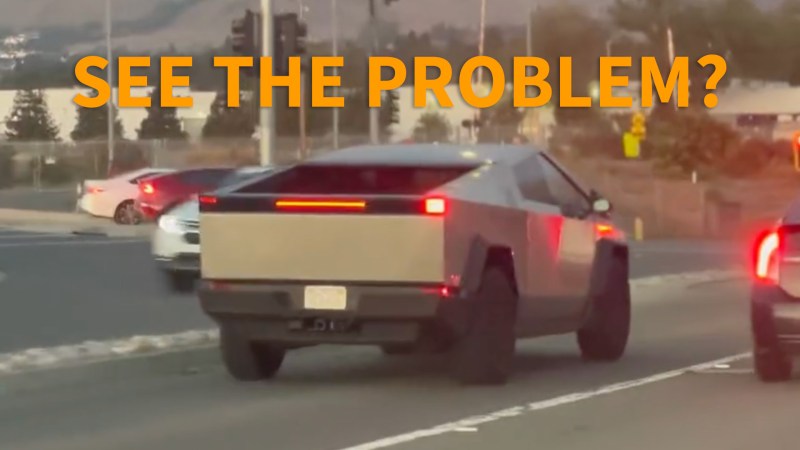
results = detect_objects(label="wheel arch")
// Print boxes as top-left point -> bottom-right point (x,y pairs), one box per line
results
459,236 -> 520,297
588,238 -> 629,301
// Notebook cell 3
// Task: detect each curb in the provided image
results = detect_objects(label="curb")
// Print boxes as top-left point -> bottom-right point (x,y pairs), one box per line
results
0,269 -> 744,378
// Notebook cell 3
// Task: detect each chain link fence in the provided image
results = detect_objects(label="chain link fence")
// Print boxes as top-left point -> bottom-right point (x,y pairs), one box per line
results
0,134 -> 375,188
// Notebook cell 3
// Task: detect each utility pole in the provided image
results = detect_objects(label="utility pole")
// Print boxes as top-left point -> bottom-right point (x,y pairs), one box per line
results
105,0 -> 115,175
260,0 -> 276,165
332,0 -> 340,149
471,0 -> 487,144
298,1 -> 307,159
666,25 -> 678,111
368,0 -> 380,144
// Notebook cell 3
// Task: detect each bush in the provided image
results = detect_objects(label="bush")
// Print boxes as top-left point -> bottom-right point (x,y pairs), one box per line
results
718,138 -> 773,178
648,110 -> 739,176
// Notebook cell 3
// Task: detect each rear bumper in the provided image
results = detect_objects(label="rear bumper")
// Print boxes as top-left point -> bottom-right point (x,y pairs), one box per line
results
155,253 -> 200,273
752,283 -> 800,353
135,200 -> 163,221
198,282 -> 469,345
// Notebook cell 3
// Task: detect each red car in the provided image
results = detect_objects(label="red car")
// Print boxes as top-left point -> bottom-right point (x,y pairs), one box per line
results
135,167 -> 236,221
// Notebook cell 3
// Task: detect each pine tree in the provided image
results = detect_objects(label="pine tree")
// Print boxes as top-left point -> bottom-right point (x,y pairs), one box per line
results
202,90 -> 255,138
137,87 -> 188,140
4,89 -> 60,141
413,112 -> 451,143
71,102 -> 124,141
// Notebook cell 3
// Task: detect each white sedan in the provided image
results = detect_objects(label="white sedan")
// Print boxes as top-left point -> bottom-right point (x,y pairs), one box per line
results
77,167 -> 175,224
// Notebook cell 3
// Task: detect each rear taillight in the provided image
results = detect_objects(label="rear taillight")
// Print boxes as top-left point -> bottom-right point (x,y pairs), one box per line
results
423,197 -> 446,215
141,182 -> 155,195
199,195 -> 217,205
755,230 -> 781,282
87,187 -> 104,194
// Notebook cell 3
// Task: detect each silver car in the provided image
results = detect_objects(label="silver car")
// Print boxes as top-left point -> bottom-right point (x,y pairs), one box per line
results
196,144 -> 630,385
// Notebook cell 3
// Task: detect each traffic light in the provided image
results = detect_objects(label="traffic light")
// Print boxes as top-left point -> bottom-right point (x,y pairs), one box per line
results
231,9 -> 258,57
276,13 -> 308,58
630,111 -> 646,140
793,131 -> 800,172
387,91 -> 399,124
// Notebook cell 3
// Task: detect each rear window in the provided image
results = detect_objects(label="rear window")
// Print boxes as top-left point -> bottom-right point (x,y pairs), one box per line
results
237,164 -> 478,195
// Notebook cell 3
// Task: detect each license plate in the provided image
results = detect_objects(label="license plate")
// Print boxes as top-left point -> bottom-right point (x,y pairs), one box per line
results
303,286 -> 347,310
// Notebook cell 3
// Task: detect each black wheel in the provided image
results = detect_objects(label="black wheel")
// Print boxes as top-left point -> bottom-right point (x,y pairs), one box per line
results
163,270 -> 196,294
113,200 -> 139,225
754,347 -> 792,382
577,260 -> 631,361
380,344 -> 416,356
453,266 -> 517,385
220,326 -> 286,382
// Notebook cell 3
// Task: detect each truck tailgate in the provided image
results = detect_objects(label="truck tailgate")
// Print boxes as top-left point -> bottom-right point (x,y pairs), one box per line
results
201,212 -> 445,283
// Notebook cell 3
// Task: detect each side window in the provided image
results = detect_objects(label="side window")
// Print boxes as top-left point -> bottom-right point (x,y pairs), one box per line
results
537,155 -> 588,209
512,157 -> 558,205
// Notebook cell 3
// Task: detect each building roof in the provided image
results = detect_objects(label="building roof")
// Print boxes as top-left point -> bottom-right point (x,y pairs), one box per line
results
307,143 -> 539,166
711,86 -> 800,116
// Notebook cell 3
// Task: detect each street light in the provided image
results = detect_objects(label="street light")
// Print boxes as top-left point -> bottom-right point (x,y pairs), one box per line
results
332,0 -> 339,149
105,0 -> 115,175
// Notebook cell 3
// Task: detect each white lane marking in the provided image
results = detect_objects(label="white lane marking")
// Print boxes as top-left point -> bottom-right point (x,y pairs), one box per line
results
0,238 -> 144,248
0,271 -> 5,283
339,352 -> 750,450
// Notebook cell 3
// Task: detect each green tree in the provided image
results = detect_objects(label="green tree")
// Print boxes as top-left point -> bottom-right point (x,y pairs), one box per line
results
202,90 -> 255,138
4,89 -> 60,141
413,112 -> 451,143
71,102 -> 123,141
379,90 -> 399,139
137,87 -> 188,140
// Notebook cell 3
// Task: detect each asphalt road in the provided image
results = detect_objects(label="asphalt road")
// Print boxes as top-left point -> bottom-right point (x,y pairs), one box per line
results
0,278 -> 760,450
0,187 -> 76,212
0,229 -> 744,354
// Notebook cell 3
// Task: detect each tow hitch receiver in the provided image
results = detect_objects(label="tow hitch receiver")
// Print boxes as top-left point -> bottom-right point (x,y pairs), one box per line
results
288,318 -> 359,333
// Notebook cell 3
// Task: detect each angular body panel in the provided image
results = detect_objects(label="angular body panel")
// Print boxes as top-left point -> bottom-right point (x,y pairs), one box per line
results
201,212 -> 445,283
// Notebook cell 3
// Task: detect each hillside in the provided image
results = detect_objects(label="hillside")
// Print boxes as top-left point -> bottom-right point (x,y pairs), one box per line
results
3,0 -> 608,53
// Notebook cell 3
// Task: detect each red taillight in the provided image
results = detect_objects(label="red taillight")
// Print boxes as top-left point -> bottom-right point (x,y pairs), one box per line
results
141,182 -> 155,195
596,223 -> 614,237
87,187 -> 104,194
199,195 -> 217,205
755,230 -> 780,282
424,197 -> 446,215
274,199 -> 366,211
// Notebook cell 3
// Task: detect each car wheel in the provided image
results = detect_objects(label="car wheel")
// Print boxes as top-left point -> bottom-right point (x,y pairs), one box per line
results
754,347 -> 792,382
453,266 -> 517,385
220,326 -> 286,382
113,200 -> 138,225
577,259 -> 631,362
163,270 -> 196,294
380,344 -> 416,356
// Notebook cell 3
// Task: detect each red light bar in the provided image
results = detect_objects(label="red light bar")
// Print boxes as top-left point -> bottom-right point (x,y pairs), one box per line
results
275,199 -> 366,210
424,197 -> 446,215
755,230 -> 780,281
596,223 -> 615,237
199,195 -> 217,205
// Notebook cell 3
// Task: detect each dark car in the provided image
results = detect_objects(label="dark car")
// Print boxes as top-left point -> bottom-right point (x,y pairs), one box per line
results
135,167 -> 235,221
751,199 -> 800,382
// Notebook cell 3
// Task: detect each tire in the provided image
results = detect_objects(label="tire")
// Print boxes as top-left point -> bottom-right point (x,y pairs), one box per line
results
220,326 -> 286,382
380,344 -> 416,356
113,200 -> 139,225
453,266 -> 517,385
577,260 -> 631,362
163,270 -> 196,294
754,347 -> 792,382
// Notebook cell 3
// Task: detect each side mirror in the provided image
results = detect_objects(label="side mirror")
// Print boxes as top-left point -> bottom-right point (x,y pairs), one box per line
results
592,198 -> 611,214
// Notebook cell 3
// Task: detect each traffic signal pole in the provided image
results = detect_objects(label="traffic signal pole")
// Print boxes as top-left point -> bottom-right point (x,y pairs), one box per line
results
259,0 -> 276,165
368,0 -> 380,144
298,3 -> 307,159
